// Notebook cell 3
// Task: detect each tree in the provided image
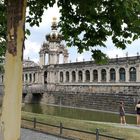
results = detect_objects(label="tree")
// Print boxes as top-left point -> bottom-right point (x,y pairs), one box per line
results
0,0 -> 140,140
0,0 -> 27,140
1,0 -> 140,61
0,1 -> 6,57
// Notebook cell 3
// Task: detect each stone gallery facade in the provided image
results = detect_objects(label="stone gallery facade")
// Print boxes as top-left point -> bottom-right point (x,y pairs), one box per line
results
0,19 -> 140,113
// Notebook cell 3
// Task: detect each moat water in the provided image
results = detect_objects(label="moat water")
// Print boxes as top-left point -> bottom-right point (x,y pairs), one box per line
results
22,104 -> 136,124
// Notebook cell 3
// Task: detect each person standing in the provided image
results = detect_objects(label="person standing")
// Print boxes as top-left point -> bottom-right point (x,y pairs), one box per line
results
135,101 -> 140,126
119,101 -> 126,125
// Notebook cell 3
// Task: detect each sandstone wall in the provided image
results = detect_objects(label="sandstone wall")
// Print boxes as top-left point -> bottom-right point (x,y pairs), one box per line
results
0,84 -> 139,114
41,84 -> 140,114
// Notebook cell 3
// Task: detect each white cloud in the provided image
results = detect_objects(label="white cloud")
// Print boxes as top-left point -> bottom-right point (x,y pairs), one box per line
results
24,40 -> 41,63
24,4 -> 61,63
106,48 -> 124,58
25,6 -> 140,63
77,54 -> 84,62
28,3 -> 60,31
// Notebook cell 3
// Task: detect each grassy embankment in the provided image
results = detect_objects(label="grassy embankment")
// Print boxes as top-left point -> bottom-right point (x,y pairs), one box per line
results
22,111 -> 140,140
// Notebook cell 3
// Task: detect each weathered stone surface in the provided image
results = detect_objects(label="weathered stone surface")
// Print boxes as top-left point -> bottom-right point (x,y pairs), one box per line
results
36,84 -> 139,114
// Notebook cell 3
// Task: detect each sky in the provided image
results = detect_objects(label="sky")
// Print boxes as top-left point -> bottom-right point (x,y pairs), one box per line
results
24,4 -> 140,64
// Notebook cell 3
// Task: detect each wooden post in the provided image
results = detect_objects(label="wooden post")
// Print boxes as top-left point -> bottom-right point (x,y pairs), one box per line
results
96,128 -> 99,140
33,118 -> 36,128
60,122 -> 63,135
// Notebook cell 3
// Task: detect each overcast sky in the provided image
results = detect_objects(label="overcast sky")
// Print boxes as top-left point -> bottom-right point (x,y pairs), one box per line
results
24,4 -> 140,64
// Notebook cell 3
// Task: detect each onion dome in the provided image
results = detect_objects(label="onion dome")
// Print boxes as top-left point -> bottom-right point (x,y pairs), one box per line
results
46,17 -> 62,43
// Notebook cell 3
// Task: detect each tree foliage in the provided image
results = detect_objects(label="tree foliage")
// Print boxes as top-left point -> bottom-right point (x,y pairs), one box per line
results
0,0 -> 6,57
0,0 -> 140,62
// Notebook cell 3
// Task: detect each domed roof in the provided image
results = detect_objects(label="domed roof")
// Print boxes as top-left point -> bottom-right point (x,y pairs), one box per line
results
23,59 -> 39,68
46,17 -> 62,43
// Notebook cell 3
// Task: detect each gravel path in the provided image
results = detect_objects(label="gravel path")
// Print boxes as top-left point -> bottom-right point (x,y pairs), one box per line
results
21,128 -> 69,140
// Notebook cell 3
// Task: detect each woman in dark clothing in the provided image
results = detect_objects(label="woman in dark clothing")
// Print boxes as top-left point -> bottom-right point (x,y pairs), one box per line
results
119,101 -> 126,125
135,101 -> 140,126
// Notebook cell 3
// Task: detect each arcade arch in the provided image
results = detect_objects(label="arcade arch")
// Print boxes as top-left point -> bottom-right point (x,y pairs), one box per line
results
44,71 -> 47,84
129,67 -> 136,81
119,68 -> 125,81
66,71 -> 69,82
72,71 -> 76,82
93,69 -> 98,82
110,68 -> 116,81
57,66 -> 138,84
101,69 -> 106,82
78,71 -> 83,82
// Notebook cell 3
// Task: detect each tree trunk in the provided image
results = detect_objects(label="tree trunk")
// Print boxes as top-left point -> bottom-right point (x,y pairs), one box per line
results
0,0 -> 27,140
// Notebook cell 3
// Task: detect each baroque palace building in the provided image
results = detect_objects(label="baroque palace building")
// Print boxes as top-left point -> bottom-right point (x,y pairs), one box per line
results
0,18 -> 140,113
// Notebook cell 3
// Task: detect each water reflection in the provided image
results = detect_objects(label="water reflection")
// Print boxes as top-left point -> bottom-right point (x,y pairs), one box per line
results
22,104 -> 136,124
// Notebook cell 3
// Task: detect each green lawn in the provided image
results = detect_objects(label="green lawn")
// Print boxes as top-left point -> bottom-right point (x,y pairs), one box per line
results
22,111 -> 140,140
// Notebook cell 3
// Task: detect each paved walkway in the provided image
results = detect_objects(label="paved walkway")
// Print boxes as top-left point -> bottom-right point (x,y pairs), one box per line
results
112,123 -> 140,130
21,128 -> 69,140
87,120 -> 140,130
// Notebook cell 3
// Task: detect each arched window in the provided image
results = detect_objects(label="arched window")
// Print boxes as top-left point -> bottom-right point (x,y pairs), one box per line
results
44,71 -> 47,84
129,67 -> 136,81
85,70 -> 90,82
78,71 -> 83,82
119,68 -> 125,81
110,68 -> 116,81
29,73 -> 32,83
33,73 -> 36,82
72,71 -> 76,82
1,75 -> 3,83
66,71 -> 69,82
101,69 -> 106,81
93,70 -> 98,81
25,73 -> 28,82
59,53 -> 64,64
60,72 -> 63,82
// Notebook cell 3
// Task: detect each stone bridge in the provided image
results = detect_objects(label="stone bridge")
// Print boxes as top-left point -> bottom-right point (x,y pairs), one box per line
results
0,83 -> 45,95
